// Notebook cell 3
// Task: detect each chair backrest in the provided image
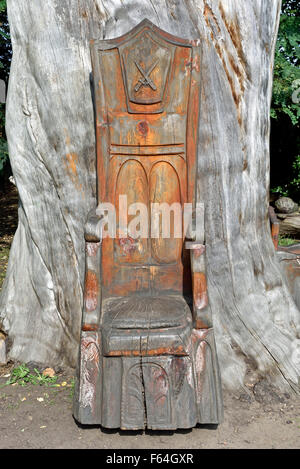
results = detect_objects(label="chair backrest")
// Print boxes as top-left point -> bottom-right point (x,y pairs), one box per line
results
91,20 -> 200,300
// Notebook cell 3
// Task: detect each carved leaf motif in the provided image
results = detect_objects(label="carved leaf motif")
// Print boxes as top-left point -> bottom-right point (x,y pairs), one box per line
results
80,336 -> 100,411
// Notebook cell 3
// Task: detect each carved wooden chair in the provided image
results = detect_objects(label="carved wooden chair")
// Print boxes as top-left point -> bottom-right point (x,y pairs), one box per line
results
73,19 -> 223,430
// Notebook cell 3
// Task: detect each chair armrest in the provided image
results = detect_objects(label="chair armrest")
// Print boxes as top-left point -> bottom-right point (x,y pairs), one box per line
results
185,204 -> 211,329
268,205 -> 279,225
268,206 -> 279,250
81,208 -> 103,331
185,203 -> 205,243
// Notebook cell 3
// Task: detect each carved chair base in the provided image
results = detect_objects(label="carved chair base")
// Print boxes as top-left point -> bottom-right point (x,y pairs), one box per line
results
73,328 -> 223,430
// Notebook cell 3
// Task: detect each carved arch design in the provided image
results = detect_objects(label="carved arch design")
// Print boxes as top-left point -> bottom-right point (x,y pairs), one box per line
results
150,161 -> 183,263
115,159 -> 149,263
122,362 -> 145,427
142,361 -> 172,427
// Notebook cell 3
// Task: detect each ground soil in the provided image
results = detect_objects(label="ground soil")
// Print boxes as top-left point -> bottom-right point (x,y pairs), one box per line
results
0,184 -> 299,449
0,362 -> 299,449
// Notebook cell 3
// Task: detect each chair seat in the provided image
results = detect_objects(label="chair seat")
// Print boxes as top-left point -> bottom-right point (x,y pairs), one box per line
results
101,295 -> 192,356
102,295 -> 191,329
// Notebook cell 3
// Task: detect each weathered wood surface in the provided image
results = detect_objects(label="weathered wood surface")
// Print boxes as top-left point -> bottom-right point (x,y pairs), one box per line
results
0,332 -> 7,365
279,216 -> 300,237
74,329 -> 223,428
1,0 -> 299,393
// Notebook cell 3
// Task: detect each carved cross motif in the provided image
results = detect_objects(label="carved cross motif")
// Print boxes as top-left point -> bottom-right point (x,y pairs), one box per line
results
134,60 -> 158,92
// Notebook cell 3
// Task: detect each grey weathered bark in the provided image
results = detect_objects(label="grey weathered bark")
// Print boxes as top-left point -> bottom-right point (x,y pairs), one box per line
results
279,216 -> 300,237
1,0 -> 299,393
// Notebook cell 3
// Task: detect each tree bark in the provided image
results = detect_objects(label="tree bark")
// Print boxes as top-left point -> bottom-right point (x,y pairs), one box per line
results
1,0 -> 299,393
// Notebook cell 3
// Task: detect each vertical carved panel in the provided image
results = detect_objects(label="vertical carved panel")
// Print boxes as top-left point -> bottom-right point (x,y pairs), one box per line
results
121,360 -> 145,429
142,361 -> 172,428
190,329 -> 224,424
101,356 -> 122,428
150,162 -> 182,263
115,160 -> 149,263
100,49 -> 127,114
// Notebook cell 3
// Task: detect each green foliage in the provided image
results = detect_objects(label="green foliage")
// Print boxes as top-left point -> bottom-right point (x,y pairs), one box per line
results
272,0 -> 300,124
0,1 -> 9,53
5,364 -> 58,387
0,1 -> 6,14
270,0 -> 300,199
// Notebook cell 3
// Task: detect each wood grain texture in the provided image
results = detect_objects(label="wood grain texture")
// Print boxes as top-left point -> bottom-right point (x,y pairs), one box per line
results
1,0 -> 299,393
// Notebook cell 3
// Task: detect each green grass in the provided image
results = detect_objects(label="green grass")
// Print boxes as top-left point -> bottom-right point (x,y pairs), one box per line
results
68,377 -> 75,400
278,235 -> 298,247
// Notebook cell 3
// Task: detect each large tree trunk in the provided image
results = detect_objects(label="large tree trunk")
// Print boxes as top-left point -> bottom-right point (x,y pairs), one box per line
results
1,0 -> 299,393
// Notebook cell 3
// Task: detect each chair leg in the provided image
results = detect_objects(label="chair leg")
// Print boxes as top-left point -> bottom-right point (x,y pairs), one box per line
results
73,330 -> 102,424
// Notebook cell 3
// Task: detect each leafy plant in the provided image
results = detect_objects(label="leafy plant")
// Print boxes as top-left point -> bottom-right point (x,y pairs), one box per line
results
5,364 -> 58,387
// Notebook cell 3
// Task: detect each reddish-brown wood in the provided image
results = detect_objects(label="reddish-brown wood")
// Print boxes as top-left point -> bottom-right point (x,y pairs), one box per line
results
269,206 -> 280,250
91,20 -> 200,303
